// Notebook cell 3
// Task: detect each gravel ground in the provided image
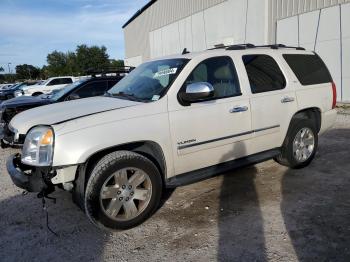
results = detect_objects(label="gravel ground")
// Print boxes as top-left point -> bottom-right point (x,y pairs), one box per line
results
0,111 -> 349,262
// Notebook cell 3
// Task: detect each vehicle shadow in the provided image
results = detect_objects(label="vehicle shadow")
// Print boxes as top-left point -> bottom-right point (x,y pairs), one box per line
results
0,189 -> 107,262
281,128 -> 350,261
217,141 -> 267,261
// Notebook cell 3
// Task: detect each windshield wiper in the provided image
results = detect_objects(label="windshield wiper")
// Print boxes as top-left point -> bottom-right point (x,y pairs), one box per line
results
109,92 -> 146,102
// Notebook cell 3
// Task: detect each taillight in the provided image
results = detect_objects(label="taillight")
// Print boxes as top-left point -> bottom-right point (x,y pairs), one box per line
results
332,82 -> 337,109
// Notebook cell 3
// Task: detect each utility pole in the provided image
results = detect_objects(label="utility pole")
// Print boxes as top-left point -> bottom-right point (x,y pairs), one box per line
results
28,68 -> 32,79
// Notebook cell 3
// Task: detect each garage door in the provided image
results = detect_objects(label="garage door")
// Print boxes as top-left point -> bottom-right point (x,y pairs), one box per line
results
277,3 -> 350,102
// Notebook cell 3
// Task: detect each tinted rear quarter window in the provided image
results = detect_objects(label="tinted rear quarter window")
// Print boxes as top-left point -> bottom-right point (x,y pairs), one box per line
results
242,55 -> 286,94
283,54 -> 332,85
60,78 -> 73,84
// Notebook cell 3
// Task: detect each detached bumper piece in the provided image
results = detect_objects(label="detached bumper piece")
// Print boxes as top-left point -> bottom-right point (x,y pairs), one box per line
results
0,124 -> 24,149
6,154 -> 52,192
0,124 -> 4,140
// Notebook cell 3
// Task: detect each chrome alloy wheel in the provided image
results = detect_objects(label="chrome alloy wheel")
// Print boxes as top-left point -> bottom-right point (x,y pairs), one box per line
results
292,127 -> 315,163
99,168 -> 152,222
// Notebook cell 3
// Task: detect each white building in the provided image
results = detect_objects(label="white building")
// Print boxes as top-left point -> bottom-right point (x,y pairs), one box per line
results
123,0 -> 350,102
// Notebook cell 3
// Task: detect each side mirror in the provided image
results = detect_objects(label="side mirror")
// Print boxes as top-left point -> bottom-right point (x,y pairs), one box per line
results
66,93 -> 80,101
179,82 -> 214,103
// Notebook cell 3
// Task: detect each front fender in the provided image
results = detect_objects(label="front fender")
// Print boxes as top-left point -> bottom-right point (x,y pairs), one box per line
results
52,112 -> 174,178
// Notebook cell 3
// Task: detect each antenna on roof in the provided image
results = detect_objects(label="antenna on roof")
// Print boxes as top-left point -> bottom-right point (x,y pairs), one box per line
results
214,43 -> 225,48
182,48 -> 190,55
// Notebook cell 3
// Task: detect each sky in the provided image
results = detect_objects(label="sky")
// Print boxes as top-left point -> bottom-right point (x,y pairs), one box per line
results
0,0 -> 149,72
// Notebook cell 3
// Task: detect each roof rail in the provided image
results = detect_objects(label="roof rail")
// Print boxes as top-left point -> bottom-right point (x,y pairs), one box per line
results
225,43 -> 256,50
224,43 -> 305,51
253,44 -> 306,50
86,66 -> 135,77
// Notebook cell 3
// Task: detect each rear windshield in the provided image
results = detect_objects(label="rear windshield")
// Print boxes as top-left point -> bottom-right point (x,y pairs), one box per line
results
283,54 -> 332,85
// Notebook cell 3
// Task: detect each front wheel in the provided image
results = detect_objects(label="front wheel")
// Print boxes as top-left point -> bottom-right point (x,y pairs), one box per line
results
275,119 -> 318,169
84,151 -> 162,231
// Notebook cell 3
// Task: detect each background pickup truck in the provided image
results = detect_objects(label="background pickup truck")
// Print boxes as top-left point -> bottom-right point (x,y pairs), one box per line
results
18,76 -> 77,97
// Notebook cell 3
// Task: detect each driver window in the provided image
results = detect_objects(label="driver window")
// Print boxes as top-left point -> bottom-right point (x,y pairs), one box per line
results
184,56 -> 241,99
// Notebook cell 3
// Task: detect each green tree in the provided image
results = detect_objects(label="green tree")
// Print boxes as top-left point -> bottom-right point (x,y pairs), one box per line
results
109,59 -> 125,68
45,45 -> 125,77
46,51 -> 69,76
75,44 -> 110,73
15,64 -> 40,80
0,66 -> 4,73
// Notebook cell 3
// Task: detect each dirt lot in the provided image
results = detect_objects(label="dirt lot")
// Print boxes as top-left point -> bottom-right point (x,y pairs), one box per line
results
1,112 -> 350,262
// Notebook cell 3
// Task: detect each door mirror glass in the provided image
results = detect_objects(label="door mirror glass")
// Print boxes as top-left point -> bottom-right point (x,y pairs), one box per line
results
180,82 -> 214,103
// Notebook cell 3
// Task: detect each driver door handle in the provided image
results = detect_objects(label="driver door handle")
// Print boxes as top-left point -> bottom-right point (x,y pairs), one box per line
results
230,106 -> 249,113
281,96 -> 295,103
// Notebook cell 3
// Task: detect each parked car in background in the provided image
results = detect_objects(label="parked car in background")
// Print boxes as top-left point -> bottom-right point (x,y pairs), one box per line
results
4,45 -> 337,231
0,82 -> 41,103
16,76 -> 77,97
0,72 -> 128,143
0,83 -> 15,90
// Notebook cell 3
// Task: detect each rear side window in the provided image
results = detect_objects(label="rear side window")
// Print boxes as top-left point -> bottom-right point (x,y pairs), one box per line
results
283,54 -> 332,85
242,55 -> 286,94
73,81 -> 108,98
60,78 -> 73,84
108,79 -> 120,88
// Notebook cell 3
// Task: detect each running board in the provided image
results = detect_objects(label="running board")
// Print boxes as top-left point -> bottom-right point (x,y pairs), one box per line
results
166,148 -> 281,188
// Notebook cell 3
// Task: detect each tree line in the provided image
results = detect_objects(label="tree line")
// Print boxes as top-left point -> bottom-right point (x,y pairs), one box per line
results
0,44 -> 124,83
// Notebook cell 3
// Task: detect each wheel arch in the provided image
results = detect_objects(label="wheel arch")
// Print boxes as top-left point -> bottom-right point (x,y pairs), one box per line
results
289,107 -> 321,133
73,141 -> 167,207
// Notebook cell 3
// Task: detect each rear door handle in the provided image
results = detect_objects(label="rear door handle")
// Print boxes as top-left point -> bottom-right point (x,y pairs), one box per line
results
230,106 -> 249,113
281,97 -> 295,103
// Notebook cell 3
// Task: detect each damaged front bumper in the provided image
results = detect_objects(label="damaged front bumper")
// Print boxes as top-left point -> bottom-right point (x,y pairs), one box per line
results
7,154 -> 78,193
6,154 -> 52,192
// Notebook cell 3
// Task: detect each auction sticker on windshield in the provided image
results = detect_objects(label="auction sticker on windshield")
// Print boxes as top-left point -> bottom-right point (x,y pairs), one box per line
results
153,68 -> 178,78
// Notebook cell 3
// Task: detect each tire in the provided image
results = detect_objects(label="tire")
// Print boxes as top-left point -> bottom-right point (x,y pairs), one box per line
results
275,119 -> 318,169
84,151 -> 162,231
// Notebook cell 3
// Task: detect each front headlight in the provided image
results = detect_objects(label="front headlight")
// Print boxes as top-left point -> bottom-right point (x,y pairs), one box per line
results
15,90 -> 23,97
22,126 -> 54,166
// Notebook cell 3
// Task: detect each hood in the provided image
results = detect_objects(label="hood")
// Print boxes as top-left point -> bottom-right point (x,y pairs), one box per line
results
2,96 -> 50,108
10,96 -> 141,134
0,88 -> 14,95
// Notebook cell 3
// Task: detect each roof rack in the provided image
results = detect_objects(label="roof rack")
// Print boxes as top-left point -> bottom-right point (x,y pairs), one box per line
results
225,43 -> 305,51
86,66 -> 135,77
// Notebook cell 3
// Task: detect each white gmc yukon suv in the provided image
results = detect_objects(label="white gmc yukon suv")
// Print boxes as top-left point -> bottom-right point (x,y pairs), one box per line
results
5,44 -> 337,230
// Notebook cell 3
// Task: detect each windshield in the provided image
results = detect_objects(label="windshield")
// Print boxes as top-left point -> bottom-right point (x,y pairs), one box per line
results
49,79 -> 88,101
11,83 -> 26,90
9,84 -> 20,89
107,58 -> 189,102
38,80 -> 48,86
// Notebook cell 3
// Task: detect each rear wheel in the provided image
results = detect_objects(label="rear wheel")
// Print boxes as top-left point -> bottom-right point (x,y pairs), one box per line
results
84,151 -> 162,231
275,119 -> 318,169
